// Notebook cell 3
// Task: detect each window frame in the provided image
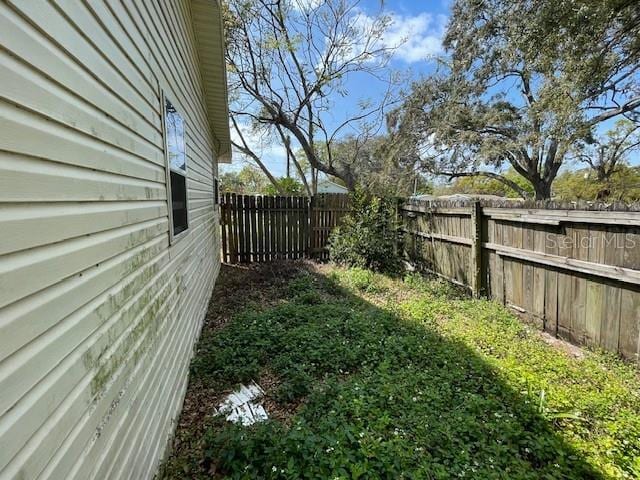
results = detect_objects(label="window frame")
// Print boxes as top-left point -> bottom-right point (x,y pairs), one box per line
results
161,91 -> 190,244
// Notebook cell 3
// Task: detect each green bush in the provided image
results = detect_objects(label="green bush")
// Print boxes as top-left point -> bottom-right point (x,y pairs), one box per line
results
328,190 -> 402,274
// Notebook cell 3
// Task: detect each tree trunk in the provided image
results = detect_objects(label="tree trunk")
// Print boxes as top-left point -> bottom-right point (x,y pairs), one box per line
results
311,167 -> 318,195
285,135 -> 291,178
342,173 -> 357,192
533,179 -> 552,200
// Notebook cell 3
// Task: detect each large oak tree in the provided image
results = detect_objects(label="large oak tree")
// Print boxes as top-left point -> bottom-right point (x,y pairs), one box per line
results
389,0 -> 640,199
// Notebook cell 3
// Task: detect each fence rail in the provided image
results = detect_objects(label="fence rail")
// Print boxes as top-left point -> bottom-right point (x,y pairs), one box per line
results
220,193 -> 350,263
399,199 -> 640,364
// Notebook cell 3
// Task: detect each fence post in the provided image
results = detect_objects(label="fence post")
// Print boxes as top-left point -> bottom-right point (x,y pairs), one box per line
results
470,200 -> 483,298
395,197 -> 404,261
307,195 -> 315,258
220,193 -> 228,263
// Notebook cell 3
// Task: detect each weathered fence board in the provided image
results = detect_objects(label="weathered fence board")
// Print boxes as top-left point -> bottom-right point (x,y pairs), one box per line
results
400,199 -> 640,364
220,193 -> 350,263
310,193 -> 351,260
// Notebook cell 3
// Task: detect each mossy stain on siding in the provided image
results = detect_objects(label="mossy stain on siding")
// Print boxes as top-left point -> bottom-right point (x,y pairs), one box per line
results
83,252 -> 172,398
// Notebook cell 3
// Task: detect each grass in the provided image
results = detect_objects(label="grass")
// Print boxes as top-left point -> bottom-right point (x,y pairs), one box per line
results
160,262 -> 640,479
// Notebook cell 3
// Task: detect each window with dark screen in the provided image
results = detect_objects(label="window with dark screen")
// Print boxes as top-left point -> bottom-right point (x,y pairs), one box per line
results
164,97 -> 188,238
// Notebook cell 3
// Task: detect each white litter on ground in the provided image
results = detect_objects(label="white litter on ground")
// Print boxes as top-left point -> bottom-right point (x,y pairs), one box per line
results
218,382 -> 268,425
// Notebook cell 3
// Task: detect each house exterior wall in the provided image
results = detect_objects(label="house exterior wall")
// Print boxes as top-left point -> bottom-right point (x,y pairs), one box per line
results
317,180 -> 349,194
0,1 -> 223,479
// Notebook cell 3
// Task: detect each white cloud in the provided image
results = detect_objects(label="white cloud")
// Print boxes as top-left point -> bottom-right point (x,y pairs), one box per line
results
226,121 -> 289,176
290,0 -> 323,12
386,13 -> 447,62
357,11 -> 447,64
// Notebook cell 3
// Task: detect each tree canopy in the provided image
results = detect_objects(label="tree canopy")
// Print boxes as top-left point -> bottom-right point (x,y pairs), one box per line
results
389,0 -> 640,199
573,119 -> 640,182
316,136 -> 432,197
220,166 -> 305,196
553,165 -> 640,202
435,169 -> 534,198
220,166 -> 270,194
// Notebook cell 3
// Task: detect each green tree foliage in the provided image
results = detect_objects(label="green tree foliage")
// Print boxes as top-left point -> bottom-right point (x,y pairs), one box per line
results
329,190 -> 402,274
219,166 -> 269,194
264,177 -> 305,196
553,165 -> 640,203
221,167 -> 306,196
437,169 -> 535,198
318,136 -> 433,197
573,119 -> 640,182
389,0 -> 640,199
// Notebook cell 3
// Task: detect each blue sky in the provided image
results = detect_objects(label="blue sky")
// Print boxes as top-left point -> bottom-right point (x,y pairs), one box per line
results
224,0 -> 452,177
223,0 -> 638,177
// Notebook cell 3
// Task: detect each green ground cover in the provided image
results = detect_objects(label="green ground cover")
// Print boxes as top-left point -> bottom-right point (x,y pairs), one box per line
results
161,263 -> 640,479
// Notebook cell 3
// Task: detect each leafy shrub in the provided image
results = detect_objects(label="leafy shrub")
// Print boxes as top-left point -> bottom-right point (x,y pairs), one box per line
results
328,189 -> 402,274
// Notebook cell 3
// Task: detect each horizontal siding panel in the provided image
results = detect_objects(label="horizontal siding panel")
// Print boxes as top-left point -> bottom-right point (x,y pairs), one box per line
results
0,218 -> 168,309
154,1 -> 207,120
0,236 -> 168,364
189,190 -> 215,201
0,50 -> 163,165
99,241 -> 214,480
7,0 -> 158,128
0,3 -> 162,145
0,201 -> 167,256
0,249 -> 177,475
86,245 -> 213,480
81,0 -> 156,85
190,198 -> 214,210
185,161 -> 214,185
122,0 -> 211,150
0,0 -> 223,478
2,226 -> 214,480
141,0 -> 207,126
50,294 -> 186,480
0,104 -> 165,182
50,0 -> 158,102
186,130 -> 215,163
0,153 -> 166,203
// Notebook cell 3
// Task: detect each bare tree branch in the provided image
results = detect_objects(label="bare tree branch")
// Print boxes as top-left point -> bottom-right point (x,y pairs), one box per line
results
224,0 -> 402,191
230,116 -> 284,194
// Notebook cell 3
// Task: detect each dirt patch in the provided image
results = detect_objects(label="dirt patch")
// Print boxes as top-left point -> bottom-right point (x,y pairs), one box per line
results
203,261 -> 311,330
256,369 -> 305,426
539,331 -> 586,359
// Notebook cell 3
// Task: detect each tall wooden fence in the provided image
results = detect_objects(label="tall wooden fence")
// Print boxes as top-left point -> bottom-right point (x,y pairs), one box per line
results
220,193 -> 350,263
400,199 -> 640,363
310,193 -> 352,260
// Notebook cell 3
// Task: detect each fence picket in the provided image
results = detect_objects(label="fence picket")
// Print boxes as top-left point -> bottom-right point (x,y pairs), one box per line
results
220,193 -> 350,263
231,193 -> 239,263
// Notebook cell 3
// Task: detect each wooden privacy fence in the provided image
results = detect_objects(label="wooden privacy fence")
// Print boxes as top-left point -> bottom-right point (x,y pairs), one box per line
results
310,193 -> 352,260
400,199 -> 640,363
220,193 -> 350,263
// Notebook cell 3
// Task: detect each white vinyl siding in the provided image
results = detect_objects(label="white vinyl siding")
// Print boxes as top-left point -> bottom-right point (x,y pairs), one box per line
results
0,1 -> 222,479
